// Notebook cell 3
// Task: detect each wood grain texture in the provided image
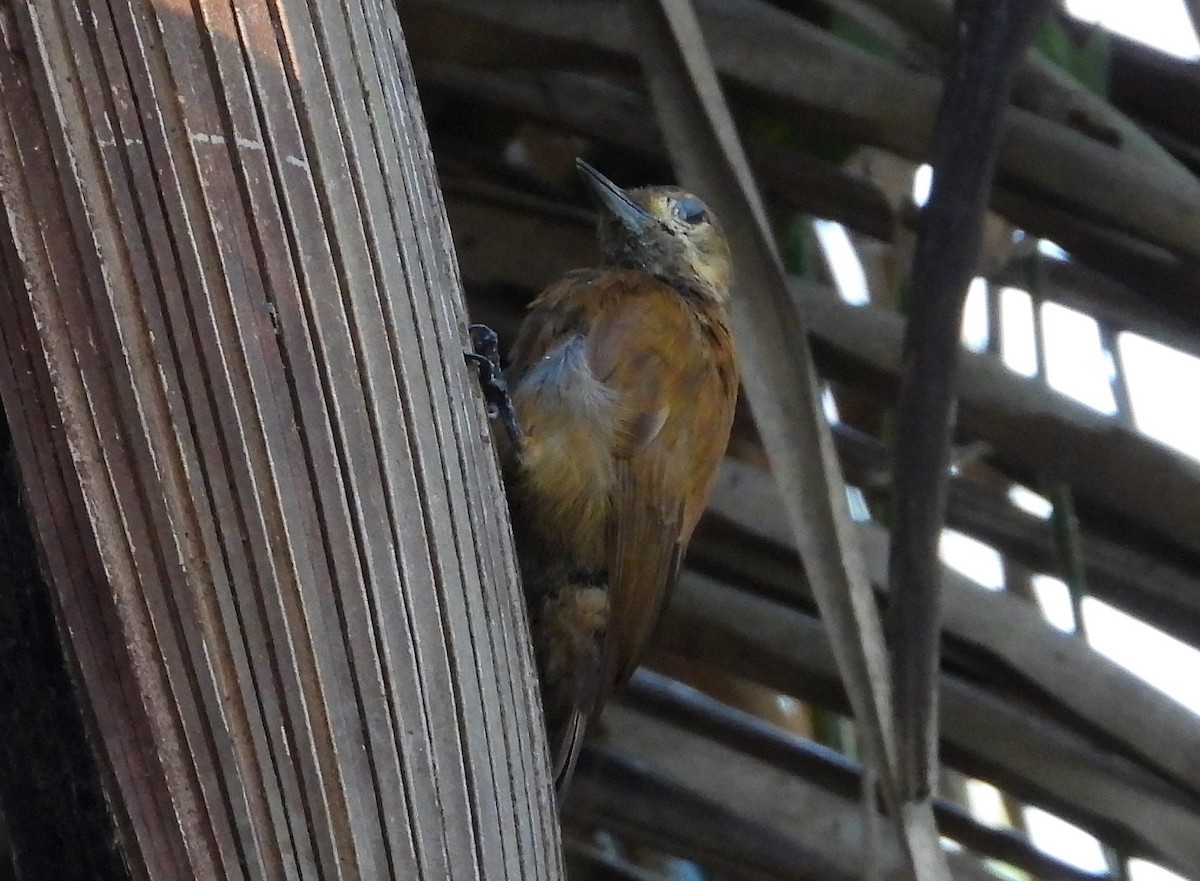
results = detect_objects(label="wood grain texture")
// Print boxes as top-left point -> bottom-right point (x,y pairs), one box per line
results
0,1 -> 560,879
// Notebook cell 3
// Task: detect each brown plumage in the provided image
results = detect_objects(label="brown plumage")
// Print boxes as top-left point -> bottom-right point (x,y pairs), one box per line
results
486,160 -> 738,796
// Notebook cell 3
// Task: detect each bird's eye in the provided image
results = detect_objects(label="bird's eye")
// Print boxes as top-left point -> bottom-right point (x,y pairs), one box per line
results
673,197 -> 708,225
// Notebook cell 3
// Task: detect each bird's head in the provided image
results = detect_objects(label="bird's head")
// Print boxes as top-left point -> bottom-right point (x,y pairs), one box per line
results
577,159 -> 731,304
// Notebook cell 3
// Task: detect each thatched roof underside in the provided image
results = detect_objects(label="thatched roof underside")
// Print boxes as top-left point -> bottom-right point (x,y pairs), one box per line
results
403,2 -> 1200,880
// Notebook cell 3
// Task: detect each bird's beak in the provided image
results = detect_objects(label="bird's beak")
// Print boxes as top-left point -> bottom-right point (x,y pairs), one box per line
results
576,159 -> 654,233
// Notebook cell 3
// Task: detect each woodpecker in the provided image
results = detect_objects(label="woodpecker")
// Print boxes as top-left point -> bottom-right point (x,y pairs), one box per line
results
468,159 -> 738,796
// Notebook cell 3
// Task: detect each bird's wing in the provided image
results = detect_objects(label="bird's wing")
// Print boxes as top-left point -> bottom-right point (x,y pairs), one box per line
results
603,459 -> 684,692
585,284 -> 710,697
506,269 -> 601,382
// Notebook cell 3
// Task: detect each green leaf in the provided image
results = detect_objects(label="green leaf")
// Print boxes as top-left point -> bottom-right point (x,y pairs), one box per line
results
776,211 -> 814,278
1033,16 -> 1110,97
743,114 -> 857,166
830,9 -> 898,63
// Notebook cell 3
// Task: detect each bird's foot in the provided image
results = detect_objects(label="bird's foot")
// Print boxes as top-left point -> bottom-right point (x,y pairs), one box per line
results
465,324 -> 523,450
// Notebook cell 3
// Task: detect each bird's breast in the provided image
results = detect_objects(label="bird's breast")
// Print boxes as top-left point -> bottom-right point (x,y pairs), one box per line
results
512,336 -> 616,564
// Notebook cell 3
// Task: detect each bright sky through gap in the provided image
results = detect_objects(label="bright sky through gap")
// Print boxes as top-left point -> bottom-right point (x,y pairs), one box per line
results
960,278 -> 989,352
1041,301 -> 1117,414
1130,860 -> 1189,881
999,287 -> 1037,376
938,530 -> 1004,591
821,386 -> 841,424
1084,599 -> 1200,717
1007,485 -> 1053,519
912,163 -> 933,207
1119,333 -> 1200,461
1066,0 -> 1200,58
813,219 -> 870,304
1037,238 -> 1069,261
1025,808 -> 1108,874
1030,575 -> 1076,633
963,779 -> 1008,828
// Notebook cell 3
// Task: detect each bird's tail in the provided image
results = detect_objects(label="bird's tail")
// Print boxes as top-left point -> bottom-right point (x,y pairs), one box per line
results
551,707 -> 587,801
535,582 -> 607,803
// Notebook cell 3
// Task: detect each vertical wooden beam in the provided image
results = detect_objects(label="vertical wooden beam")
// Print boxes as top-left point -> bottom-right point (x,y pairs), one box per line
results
0,1 -> 560,879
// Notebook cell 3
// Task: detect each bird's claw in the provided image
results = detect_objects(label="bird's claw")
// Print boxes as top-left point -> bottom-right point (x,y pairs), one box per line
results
465,324 -> 524,451
469,324 -> 502,369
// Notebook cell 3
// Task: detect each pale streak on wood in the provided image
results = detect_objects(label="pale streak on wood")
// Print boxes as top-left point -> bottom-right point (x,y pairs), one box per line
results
0,1 -> 560,879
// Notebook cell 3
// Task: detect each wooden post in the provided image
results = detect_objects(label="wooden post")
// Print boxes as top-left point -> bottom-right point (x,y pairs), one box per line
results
0,1 -> 561,878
